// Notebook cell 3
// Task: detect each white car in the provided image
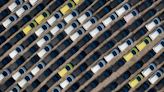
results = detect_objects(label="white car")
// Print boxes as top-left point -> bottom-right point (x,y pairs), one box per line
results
102,13 -> 117,27
91,59 -> 107,73
118,38 -> 133,52
10,85 -> 20,92
70,28 -> 85,41
50,22 -> 65,35
36,34 -> 51,47
9,45 -> 24,59
148,70 -> 163,84
64,10 -> 78,23
153,39 -> 164,53
16,3 -> 31,17
115,3 -> 130,17
18,74 -> 32,88
0,69 -> 10,82
2,15 -> 17,28
149,27 -> 163,40
82,17 -> 97,30
31,62 -> 45,76
145,18 -> 160,31
104,49 -> 120,63
141,63 -> 156,77
12,67 -> 26,81
35,23 -> 50,37
37,45 -> 52,58
28,0 -> 38,6
52,87 -> 61,92
8,0 -> 23,12
64,21 -> 79,35
89,24 -> 105,37
123,9 -> 138,23
77,10 -> 92,24
59,75 -> 74,89
47,12 -> 62,26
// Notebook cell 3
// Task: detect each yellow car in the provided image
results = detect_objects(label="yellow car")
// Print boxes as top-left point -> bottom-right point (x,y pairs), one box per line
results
73,0 -> 83,4
136,37 -> 151,51
128,74 -> 144,88
22,21 -> 37,35
35,11 -> 50,24
60,1 -> 75,15
58,63 -> 73,77
123,48 -> 139,62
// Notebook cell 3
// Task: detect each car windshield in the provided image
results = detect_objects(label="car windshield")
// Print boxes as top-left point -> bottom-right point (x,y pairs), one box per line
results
72,11 -> 77,16
9,16 -> 15,21
156,72 -> 161,77
53,89 -> 59,92
111,15 -> 116,20
86,11 -> 91,17
38,64 -> 44,69
99,62 -> 104,67
131,50 -> 136,55
15,0 -> 21,5
127,40 -> 132,45
19,69 -> 25,74
30,23 -> 35,28
44,36 -> 49,41
42,25 -> 47,30
149,65 -> 154,70
45,46 -> 50,51
55,13 -> 60,19
2,71 -> 8,76
154,19 -> 159,24
16,47 -> 21,52
157,28 -> 162,33
112,51 -> 117,56
136,76 -> 141,81
66,66 -> 71,70
97,26 -> 102,31
132,11 -> 137,16
90,18 -> 96,23
72,23 -> 77,28
124,5 -> 129,10
12,87 -> 19,92
144,39 -> 149,44
43,12 -> 48,17
25,76 -> 30,81
58,23 -> 63,29
23,5 -> 28,10
77,30 -> 83,35
67,77 -> 72,82
68,3 -> 73,8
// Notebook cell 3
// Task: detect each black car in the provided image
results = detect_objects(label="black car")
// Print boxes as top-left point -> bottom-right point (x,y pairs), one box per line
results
103,82 -> 118,92
76,0 -> 94,13
0,43 -> 12,56
114,29 -> 130,42
0,0 -> 9,7
71,51 -> 87,66
132,27 -> 148,41
72,63 -> 88,77
90,0 -> 107,13
136,81 -> 151,91
111,59 -> 126,72
82,80 -> 99,92
142,9 -> 157,22
128,60 -> 144,74
137,0 -> 154,12
127,18 -> 143,32
47,0 -> 65,13
116,71 -> 131,84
